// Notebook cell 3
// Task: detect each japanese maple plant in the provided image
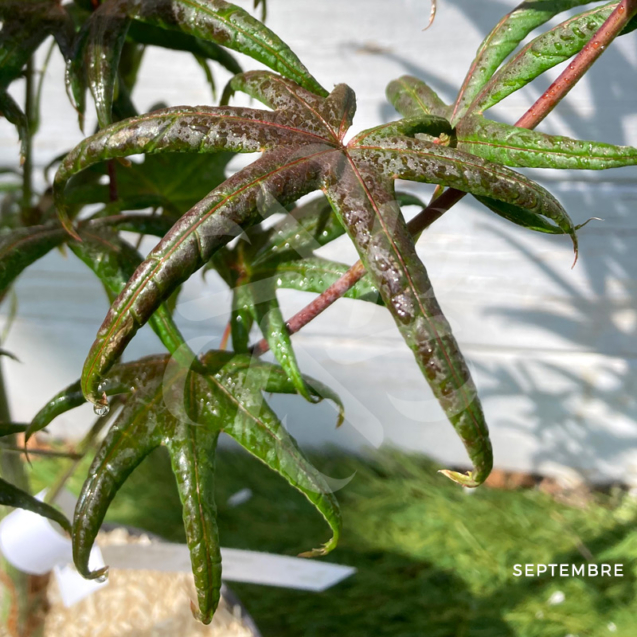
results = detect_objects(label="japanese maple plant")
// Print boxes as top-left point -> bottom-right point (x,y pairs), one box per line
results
1,0 -> 637,629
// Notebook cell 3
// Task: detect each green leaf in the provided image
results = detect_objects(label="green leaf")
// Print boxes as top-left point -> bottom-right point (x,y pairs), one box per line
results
451,0 -> 599,123
0,223 -> 67,296
350,115 -> 453,146
26,355 -> 168,441
251,195 -> 345,266
457,114 -> 637,169
69,227 -> 203,392
468,2 -> 637,115
199,361 -> 342,555
0,423 -> 27,438
245,274 -> 314,401
386,75 -> 450,119
0,478 -> 71,532
80,146 -> 330,407
0,91 -> 29,161
323,163 -> 493,487
82,1 -> 131,127
255,256 -> 382,304
350,135 -> 577,253
164,372 -> 221,624
73,366 -> 168,579
230,281 -> 255,354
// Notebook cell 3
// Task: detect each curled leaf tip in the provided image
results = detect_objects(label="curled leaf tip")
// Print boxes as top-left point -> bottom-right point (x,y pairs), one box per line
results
423,0 -> 436,31
58,209 -> 82,242
87,565 -> 109,581
438,469 -> 481,488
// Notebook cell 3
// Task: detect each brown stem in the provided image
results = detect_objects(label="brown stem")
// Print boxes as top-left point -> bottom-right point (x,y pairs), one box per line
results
251,1 -> 634,357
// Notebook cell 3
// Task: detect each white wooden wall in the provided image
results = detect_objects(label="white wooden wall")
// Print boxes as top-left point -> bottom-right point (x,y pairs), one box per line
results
2,0 -> 637,484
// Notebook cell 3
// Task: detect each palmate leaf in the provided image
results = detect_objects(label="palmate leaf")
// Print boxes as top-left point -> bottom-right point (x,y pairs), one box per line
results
198,354 -> 342,556
0,478 -> 71,533
457,114 -> 637,169
467,2 -> 637,115
54,71 -> 578,488
80,0 -> 326,126
450,0 -> 599,123
35,351 -> 342,622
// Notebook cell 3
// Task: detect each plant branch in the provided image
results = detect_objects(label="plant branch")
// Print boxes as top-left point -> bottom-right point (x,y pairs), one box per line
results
20,58 -> 35,224
251,1 -> 636,357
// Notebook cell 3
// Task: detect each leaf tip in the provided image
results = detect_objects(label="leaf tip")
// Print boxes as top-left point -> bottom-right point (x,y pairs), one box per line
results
438,469 -> 481,488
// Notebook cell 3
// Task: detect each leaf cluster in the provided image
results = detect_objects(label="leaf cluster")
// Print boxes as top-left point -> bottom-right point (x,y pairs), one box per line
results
1,0 -> 637,625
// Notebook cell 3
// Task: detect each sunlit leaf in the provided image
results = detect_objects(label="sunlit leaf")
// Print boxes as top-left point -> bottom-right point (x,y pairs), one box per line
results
457,114 -> 637,169
451,0 -> 599,122
386,75 -> 450,119
323,161 -> 492,487
468,2 -> 637,115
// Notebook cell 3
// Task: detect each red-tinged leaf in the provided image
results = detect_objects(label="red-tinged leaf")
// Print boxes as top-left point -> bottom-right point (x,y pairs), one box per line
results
81,146 -> 334,407
451,0 -> 599,123
323,156 -> 492,487
54,105 -> 331,225
73,364 -> 171,579
349,135 -> 577,253
228,71 -> 356,142
386,75 -> 450,119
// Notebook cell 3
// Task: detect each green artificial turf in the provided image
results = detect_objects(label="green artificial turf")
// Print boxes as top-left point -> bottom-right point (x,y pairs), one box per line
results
30,448 -> 637,637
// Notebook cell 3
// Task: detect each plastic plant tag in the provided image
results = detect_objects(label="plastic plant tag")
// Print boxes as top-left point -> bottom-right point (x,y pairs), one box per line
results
0,490 -> 74,575
0,489 -> 107,606
101,543 -> 356,592
53,546 -> 108,607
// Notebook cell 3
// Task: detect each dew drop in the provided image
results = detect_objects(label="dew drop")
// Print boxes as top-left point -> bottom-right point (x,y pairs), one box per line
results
94,404 -> 109,417
96,574 -> 108,584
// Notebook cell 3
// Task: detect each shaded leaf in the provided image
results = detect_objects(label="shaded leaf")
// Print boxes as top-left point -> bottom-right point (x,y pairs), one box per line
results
69,228 -> 199,372
73,364 -> 169,578
0,477 -> 71,533
26,355 -> 168,441
0,348 -> 19,362
127,20 -> 241,75
0,423 -> 27,438
0,223 -> 67,295
0,91 -> 28,161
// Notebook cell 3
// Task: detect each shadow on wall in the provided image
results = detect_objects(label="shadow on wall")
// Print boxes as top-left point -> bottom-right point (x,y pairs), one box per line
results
376,0 -> 637,481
